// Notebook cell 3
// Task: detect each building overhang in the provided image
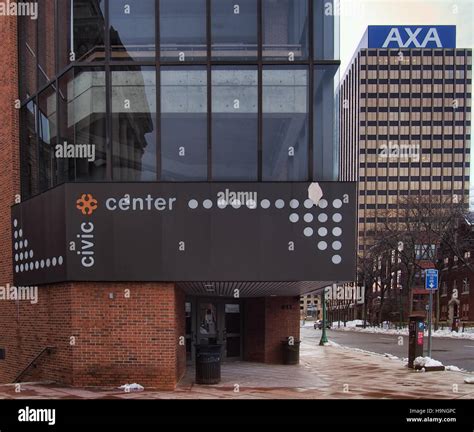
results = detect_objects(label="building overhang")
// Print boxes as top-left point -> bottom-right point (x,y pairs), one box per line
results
12,182 -> 357,296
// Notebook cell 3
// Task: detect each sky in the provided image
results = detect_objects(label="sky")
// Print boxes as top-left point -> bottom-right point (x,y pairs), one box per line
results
339,0 -> 474,204
340,0 -> 474,73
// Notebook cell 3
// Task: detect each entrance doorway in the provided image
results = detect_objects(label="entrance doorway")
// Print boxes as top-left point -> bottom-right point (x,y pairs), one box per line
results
185,298 -> 242,363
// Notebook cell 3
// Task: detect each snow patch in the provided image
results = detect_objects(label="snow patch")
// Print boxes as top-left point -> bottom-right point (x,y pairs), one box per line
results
414,356 -> 444,368
384,353 -> 399,360
445,365 -> 462,372
119,383 -> 144,392
331,322 -> 474,340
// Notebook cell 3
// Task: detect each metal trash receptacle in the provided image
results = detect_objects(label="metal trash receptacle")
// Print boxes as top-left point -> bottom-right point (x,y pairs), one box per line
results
195,344 -> 222,384
281,340 -> 301,365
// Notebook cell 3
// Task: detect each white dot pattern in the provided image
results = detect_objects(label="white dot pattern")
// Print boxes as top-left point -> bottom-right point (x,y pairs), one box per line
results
285,194 -> 347,265
12,220 -> 65,274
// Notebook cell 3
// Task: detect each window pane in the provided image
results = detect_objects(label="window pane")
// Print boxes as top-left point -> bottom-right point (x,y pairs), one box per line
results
73,0 -> 106,62
38,86 -> 57,192
110,0 -> 155,61
263,0 -> 309,60
211,0 -> 257,60
38,0 -> 55,86
160,0 -> 207,62
161,67 -> 207,181
212,67 -> 258,180
314,0 -> 340,60
19,2 -> 37,101
58,0 -> 72,70
20,101 -> 38,199
57,69 -> 107,184
112,67 -> 157,181
314,65 -> 339,180
263,67 -> 308,181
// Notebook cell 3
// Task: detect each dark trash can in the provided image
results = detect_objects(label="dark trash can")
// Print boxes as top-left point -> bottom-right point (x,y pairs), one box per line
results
195,344 -> 222,384
282,339 -> 301,365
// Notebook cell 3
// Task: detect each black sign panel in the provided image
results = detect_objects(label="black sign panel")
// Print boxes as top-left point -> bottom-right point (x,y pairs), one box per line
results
12,182 -> 357,285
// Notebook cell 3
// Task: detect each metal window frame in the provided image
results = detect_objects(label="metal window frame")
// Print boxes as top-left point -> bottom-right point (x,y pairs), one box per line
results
19,0 -> 341,197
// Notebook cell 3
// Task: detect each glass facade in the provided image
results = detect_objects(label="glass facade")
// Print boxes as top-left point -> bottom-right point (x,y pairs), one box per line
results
110,0 -> 156,61
212,66 -> 258,180
112,67 -> 157,180
57,68 -> 107,184
263,66 -> 308,181
19,0 -> 340,198
160,0 -> 207,61
262,0 -> 309,61
161,66 -> 208,181
211,0 -> 258,61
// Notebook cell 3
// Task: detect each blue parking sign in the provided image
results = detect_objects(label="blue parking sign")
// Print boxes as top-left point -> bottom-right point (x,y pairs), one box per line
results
425,269 -> 438,290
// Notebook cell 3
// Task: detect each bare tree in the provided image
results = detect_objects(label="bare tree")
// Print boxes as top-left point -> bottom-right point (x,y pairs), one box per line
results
359,193 -> 470,328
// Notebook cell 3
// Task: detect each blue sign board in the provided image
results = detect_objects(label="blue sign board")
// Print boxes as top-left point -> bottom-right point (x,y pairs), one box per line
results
425,269 -> 439,290
368,26 -> 456,49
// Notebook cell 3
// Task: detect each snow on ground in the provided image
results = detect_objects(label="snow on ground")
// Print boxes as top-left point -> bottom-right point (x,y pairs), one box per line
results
414,356 -> 444,368
118,383 -> 144,392
446,365 -> 463,372
329,320 -> 474,340
383,353 -> 399,360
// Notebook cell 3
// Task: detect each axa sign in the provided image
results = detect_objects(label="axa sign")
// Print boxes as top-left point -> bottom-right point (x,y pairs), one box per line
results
368,26 -> 456,49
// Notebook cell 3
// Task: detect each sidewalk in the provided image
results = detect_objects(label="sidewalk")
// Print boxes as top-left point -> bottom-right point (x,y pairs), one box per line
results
0,340 -> 472,399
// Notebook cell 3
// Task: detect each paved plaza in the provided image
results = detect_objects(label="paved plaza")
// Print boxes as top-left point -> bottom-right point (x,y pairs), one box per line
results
0,340 -> 472,400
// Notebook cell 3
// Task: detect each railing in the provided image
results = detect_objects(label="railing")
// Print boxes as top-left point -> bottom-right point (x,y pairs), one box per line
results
14,347 -> 56,383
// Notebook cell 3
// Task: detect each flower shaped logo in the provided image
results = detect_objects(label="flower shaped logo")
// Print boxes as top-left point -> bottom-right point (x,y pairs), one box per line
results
76,194 -> 98,216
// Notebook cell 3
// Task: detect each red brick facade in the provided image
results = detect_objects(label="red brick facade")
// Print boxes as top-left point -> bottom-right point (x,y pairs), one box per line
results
0,282 -> 186,390
439,259 -> 474,325
243,296 -> 300,364
0,13 -> 21,381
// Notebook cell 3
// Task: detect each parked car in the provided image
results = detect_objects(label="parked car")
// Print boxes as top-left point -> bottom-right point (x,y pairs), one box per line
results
314,320 -> 331,330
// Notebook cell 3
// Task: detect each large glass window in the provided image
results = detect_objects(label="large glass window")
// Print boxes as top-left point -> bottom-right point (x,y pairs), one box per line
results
112,67 -> 157,181
19,0 -> 37,101
263,0 -> 309,61
72,0 -> 106,62
21,0 -> 342,190
57,69 -> 107,185
20,101 -> 39,199
38,86 -> 57,192
263,67 -> 309,181
38,0 -> 55,86
109,0 -> 155,61
211,0 -> 258,60
314,0 -> 339,60
212,67 -> 258,180
161,67 -> 207,181
160,0 -> 207,62
314,65 -> 339,180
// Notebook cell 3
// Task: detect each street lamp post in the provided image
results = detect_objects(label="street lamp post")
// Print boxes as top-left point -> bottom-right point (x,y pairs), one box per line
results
319,286 -> 329,346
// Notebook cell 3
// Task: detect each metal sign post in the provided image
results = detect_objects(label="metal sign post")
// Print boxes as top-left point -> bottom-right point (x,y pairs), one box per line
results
425,269 -> 439,358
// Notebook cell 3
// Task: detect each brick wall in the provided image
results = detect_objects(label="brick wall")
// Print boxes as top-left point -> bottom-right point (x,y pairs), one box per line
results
243,298 -> 266,362
243,296 -> 300,364
439,267 -> 474,324
0,14 -> 21,384
264,297 -> 301,363
0,282 -> 186,390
